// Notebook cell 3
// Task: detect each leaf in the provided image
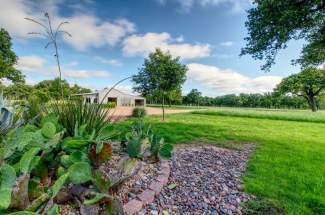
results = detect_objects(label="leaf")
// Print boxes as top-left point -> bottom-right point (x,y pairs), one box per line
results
159,143 -> 173,159
47,204 -> 59,215
96,142 -> 103,154
68,162 -> 92,184
29,156 -> 41,172
41,122 -> 56,139
0,164 -> 16,209
93,170 -> 110,193
167,183 -> 177,189
20,147 -> 41,174
84,193 -> 111,206
62,137 -> 89,151
51,173 -> 69,198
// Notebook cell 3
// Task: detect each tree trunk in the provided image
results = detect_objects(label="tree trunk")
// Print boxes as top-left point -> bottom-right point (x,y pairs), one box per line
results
162,94 -> 165,121
307,95 -> 317,112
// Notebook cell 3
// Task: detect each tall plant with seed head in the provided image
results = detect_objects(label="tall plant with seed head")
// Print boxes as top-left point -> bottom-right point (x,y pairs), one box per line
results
25,12 -> 71,98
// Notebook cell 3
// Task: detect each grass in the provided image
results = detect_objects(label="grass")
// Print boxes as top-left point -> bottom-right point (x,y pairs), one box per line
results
109,109 -> 325,214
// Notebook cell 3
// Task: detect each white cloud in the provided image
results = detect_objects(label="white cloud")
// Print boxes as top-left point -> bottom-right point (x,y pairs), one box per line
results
94,56 -> 122,66
186,63 -> 282,95
60,16 -> 135,50
0,0 -> 135,50
123,32 -> 211,59
63,69 -> 111,79
16,56 -> 45,71
155,0 -> 252,13
16,55 -> 111,80
220,41 -> 234,47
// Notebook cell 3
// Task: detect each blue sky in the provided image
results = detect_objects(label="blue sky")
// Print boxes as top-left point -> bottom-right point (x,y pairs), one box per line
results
1,0 -> 303,96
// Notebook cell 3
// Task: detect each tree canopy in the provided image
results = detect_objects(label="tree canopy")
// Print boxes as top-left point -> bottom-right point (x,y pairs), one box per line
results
241,1 -> 325,70
184,89 -> 202,106
275,67 -> 325,111
132,49 -> 187,120
0,28 -> 24,83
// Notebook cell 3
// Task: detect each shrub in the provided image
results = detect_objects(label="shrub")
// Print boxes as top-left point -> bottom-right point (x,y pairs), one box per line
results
47,100 -> 110,137
103,102 -> 116,109
132,107 -> 146,118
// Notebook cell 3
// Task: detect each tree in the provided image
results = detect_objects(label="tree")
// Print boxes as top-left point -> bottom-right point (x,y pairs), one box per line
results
3,82 -> 32,100
0,28 -> 24,83
184,89 -> 202,107
241,1 -> 325,70
133,49 -> 187,120
275,68 -> 325,112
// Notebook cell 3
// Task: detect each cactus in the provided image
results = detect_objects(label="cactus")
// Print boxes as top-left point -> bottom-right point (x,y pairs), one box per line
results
0,164 -> 16,209
20,148 -> 41,174
41,122 -> 56,139
68,162 -> 92,185
51,173 -> 69,198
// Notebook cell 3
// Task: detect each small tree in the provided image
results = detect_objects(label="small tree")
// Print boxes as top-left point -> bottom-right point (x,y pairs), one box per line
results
184,89 -> 202,107
133,49 -> 187,120
275,68 -> 325,112
0,28 -> 24,83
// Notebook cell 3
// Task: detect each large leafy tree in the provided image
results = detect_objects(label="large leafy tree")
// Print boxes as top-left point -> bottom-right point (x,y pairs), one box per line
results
241,1 -> 325,70
133,49 -> 187,120
275,68 -> 325,112
0,28 -> 24,82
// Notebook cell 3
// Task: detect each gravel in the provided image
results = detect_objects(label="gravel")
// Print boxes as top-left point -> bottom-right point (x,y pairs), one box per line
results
142,145 -> 254,215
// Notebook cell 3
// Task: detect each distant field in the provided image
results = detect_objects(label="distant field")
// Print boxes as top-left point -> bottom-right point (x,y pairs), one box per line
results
193,107 -> 325,123
110,108 -> 325,214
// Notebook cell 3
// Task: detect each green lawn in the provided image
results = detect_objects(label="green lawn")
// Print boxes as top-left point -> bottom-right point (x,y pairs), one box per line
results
109,109 -> 325,214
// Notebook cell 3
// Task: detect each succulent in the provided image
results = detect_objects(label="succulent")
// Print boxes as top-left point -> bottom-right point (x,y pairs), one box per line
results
0,164 -> 16,209
41,122 -> 56,139
68,162 -> 92,185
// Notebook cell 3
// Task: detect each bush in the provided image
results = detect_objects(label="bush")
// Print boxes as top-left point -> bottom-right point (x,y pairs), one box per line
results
132,107 -> 146,118
103,102 -> 116,109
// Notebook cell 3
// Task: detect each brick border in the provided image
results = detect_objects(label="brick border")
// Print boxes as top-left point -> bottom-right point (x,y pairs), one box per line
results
123,160 -> 171,215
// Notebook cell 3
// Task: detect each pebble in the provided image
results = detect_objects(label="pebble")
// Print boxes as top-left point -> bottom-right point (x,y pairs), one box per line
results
141,145 -> 254,214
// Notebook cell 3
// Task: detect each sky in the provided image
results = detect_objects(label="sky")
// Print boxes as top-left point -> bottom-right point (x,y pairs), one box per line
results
0,0 -> 304,96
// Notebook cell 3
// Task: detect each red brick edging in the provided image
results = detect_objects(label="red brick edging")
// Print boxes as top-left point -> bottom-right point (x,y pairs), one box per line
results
123,160 -> 171,215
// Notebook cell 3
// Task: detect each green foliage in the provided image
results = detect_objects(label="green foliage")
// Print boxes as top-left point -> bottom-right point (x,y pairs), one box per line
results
242,198 -> 284,215
41,122 -> 56,139
0,28 -> 24,83
84,193 -> 109,206
132,107 -> 146,118
133,48 -> 187,120
275,68 -> 325,111
0,164 -> 16,209
19,147 -> 41,174
126,136 -> 142,158
62,137 -> 89,151
183,89 -> 202,106
241,1 -> 325,70
46,204 -> 59,215
51,173 -> 69,198
68,162 -> 92,184
48,100 -> 110,137
103,102 -> 116,109
158,142 -> 173,159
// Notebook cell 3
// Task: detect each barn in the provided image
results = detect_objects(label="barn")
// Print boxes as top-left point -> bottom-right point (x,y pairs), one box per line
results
74,88 -> 146,107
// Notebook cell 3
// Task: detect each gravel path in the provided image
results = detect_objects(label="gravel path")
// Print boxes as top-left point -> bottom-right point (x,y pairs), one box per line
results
140,145 -> 254,215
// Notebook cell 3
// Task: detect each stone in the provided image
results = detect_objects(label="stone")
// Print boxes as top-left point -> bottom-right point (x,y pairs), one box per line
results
156,175 -> 168,185
137,189 -> 155,205
149,181 -> 164,195
123,199 -> 143,215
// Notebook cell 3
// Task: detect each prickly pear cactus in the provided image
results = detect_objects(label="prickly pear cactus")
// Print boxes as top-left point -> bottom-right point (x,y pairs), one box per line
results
41,122 -> 56,139
0,164 -> 16,209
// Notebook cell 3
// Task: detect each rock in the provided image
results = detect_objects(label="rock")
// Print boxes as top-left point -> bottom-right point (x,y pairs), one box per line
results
80,204 -> 100,215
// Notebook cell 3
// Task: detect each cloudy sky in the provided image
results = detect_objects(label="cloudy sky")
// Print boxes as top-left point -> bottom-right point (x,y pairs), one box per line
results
1,0 -> 304,96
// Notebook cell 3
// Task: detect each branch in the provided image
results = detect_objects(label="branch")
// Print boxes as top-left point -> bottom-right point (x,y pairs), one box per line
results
24,17 -> 48,30
56,30 -> 72,38
54,21 -> 69,38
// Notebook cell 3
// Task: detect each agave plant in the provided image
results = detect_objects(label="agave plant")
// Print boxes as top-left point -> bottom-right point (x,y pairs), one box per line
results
0,93 -> 24,137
